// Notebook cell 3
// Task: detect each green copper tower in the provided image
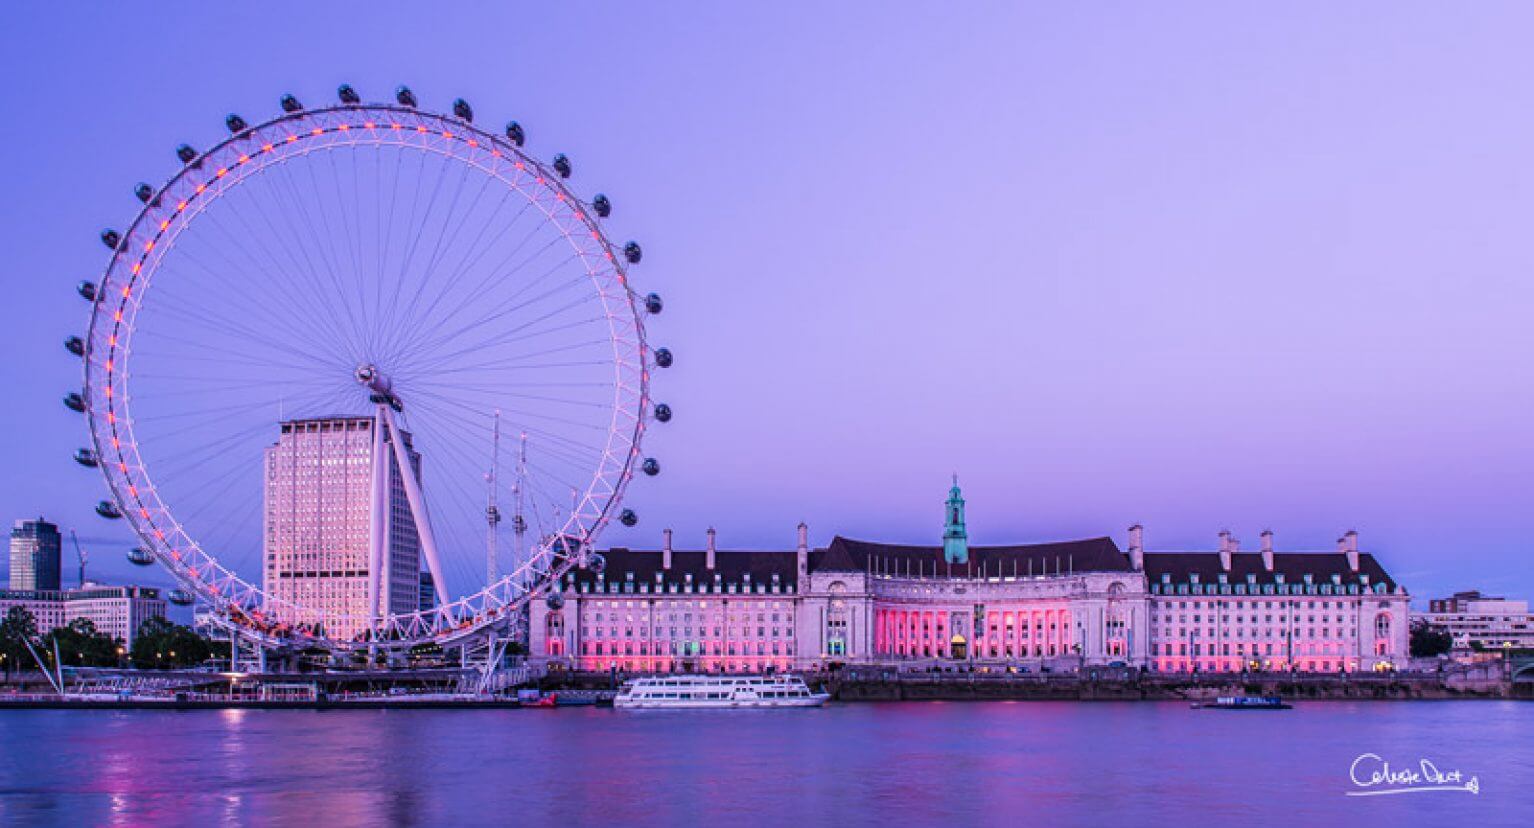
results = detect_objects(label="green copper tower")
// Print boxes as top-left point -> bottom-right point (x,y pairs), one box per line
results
943,475 -> 969,564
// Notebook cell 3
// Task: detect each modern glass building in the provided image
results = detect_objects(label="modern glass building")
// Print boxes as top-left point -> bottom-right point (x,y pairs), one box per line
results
8,517 -> 62,592
263,417 -> 422,641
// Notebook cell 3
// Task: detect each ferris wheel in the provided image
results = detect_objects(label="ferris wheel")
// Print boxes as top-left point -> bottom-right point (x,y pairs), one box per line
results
63,85 -> 673,651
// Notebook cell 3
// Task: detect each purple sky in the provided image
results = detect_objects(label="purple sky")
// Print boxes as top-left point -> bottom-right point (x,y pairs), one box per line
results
1,4 -> 1530,605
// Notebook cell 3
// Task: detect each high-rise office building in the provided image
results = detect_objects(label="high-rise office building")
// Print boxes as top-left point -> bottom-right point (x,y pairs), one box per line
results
9,518 -> 61,592
262,417 -> 422,640
419,570 -> 436,613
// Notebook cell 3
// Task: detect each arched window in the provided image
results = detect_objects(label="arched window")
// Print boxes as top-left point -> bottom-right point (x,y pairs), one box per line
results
826,581 -> 848,657
1374,613 -> 1392,654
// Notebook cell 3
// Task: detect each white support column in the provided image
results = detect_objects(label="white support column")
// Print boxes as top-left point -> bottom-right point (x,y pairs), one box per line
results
381,405 -> 452,607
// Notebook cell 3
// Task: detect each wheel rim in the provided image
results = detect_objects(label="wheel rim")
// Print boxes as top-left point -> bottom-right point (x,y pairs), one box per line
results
83,103 -> 650,649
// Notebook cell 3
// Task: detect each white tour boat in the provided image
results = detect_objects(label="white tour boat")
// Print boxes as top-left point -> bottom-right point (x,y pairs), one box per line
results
613,675 -> 830,709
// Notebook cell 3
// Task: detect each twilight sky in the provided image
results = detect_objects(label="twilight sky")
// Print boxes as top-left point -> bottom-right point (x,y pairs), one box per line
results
1,3 -> 1530,604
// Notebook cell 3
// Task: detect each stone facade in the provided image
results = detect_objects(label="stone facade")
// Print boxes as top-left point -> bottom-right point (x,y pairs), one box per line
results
0,585 -> 167,648
528,487 -> 1411,675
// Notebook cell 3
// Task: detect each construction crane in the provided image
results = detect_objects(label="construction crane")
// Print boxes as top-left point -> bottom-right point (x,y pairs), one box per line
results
69,530 -> 87,588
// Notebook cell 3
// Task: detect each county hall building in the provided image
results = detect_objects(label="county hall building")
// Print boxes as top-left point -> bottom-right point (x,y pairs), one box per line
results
530,481 -> 1410,675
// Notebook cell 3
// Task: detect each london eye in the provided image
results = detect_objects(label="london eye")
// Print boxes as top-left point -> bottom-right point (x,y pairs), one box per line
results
64,85 -> 671,652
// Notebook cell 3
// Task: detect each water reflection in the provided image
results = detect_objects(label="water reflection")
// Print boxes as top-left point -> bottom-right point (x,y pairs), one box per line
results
0,703 -> 1527,826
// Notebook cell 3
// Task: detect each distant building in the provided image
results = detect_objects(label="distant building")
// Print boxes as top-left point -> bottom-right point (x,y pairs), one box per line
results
1418,591 -> 1534,655
0,585 -> 166,648
263,417 -> 423,641
529,482 -> 1411,675
9,518 -> 61,592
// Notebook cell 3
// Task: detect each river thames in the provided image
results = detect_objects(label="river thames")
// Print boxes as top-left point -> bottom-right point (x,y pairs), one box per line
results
0,701 -> 1528,826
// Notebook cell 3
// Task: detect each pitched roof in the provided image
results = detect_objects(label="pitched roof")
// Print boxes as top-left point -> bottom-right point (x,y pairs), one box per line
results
571,548 -> 798,587
1142,551 -> 1398,591
813,535 -> 1133,575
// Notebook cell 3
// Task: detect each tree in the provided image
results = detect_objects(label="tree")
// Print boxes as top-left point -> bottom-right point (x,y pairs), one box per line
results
48,618 -> 123,668
1409,620 -> 1454,658
130,617 -> 216,669
0,606 -> 40,677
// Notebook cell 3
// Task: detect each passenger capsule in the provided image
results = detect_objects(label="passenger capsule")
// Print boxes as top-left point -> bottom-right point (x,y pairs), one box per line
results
642,458 -> 660,476
653,348 -> 673,368
74,448 -> 98,467
545,592 -> 565,611
395,85 -> 418,108
64,336 -> 85,357
175,144 -> 197,165
225,113 -> 248,134
95,500 -> 122,520
280,93 -> 303,113
63,392 -> 85,413
337,84 -> 361,105
505,121 -> 525,147
619,509 -> 638,527
592,194 -> 611,218
452,98 -> 474,122
644,292 -> 663,314
552,154 -> 572,179
77,281 -> 98,302
127,547 -> 155,566
168,589 -> 194,606
623,241 -> 643,264
134,183 -> 155,204
653,403 -> 672,423
100,229 -> 121,250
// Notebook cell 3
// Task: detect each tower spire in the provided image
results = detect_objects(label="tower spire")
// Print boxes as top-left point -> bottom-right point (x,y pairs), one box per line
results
943,476 -> 969,564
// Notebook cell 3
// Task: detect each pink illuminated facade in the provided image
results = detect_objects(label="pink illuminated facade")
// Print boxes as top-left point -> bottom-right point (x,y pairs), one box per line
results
529,524 -> 1152,674
530,529 -> 1411,676
262,417 -> 422,640
528,483 -> 1409,675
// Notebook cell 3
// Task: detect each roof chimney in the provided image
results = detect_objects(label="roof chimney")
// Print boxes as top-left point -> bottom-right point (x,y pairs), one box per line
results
1343,530 -> 1359,572
1260,529 -> 1274,572
662,528 -> 673,570
1217,530 -> 1232,571
796,522 -> 809,589
706,527 -> 717,570
1127,524 -> 1144,571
